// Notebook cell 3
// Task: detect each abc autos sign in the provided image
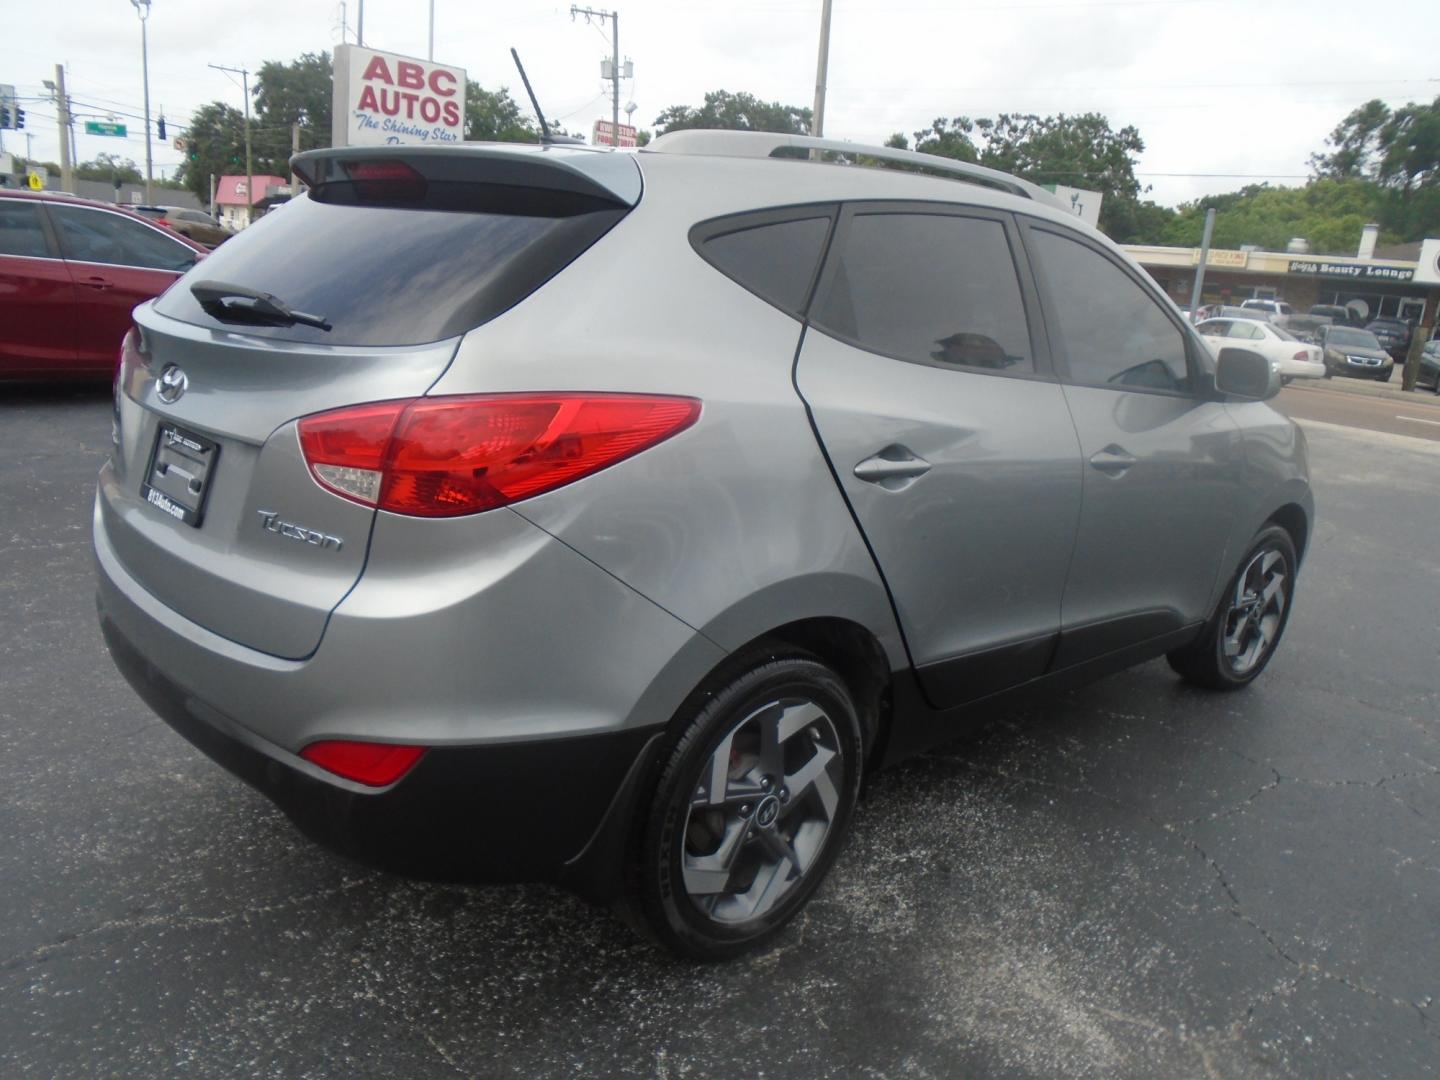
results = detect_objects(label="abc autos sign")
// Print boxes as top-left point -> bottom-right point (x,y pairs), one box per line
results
332,44 -> 466,148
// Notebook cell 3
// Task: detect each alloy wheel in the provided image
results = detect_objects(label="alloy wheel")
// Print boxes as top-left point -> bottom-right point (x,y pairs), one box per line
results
681,697 -> 844,925
1222,548 -> 1288,677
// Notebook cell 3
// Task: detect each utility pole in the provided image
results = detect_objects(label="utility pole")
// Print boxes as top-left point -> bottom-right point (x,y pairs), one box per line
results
429,0 -> 435,60
357,0 -> 365,47
1188,207 -> 1216,320
291,122 -> 299,187
811,0 -> 833,138
54,65 -> 73,193
571,6 -> 622,148
131,0 -> 154,205
210,64 -> 253,227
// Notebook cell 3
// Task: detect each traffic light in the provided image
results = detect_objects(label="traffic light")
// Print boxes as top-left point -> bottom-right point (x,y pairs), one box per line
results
0,105 -> 9,128
156,115 -> 165,141
13,107 -> 23,130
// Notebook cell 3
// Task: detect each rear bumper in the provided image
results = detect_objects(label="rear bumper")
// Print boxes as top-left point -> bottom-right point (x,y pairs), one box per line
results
99,603 -> 661,890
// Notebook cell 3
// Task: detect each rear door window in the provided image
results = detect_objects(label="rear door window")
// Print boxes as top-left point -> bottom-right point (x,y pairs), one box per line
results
0,201 -> 53,259
153,189 -> 627,347
811,209 -> 1035,374
49,204 -> 198,272
1026,225 -> 1192,393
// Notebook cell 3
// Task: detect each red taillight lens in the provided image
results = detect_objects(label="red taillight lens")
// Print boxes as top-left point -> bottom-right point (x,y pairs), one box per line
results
300,740 -> 426,786
1293,350 -> 1312,362
298,393 -> 701,517
342,160 -> 428,200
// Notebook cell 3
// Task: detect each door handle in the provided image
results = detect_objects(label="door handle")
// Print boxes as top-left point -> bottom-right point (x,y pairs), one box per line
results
854,447 -> 932,491
81,275 -> 114,290
1089,445 -> 1138,476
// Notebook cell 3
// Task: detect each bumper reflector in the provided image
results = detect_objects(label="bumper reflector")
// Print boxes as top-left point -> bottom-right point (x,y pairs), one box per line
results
300,740 -> 426,787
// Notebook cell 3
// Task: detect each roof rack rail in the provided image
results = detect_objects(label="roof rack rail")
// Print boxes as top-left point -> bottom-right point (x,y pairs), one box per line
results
643,130 -> 1068,210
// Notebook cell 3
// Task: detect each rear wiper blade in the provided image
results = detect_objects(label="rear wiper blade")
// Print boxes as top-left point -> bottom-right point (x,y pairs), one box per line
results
189,280 -> 332,332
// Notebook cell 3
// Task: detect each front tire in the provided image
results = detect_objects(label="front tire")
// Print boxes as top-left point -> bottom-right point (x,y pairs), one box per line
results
625,650 -> 863,959
1168,525 -> 1297,690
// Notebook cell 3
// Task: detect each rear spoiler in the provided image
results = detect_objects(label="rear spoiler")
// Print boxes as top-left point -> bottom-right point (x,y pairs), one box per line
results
290,144 -> 642,207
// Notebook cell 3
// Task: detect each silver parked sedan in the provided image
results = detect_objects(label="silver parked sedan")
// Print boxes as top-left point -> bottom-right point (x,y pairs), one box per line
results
95,132 -> 1313,958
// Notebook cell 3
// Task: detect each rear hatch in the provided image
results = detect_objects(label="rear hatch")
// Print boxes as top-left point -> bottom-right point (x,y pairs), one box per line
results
101,144 -> 639,659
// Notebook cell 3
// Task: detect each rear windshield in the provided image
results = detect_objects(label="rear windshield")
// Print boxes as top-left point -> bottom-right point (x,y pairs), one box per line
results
153,189 -> 626,346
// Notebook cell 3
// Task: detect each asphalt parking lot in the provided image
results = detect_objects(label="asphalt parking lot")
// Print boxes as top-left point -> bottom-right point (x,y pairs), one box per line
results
2,383 -> 1438,1079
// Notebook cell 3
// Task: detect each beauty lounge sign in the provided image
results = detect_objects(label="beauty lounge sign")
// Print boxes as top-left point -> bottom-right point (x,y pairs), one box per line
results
332,44 -> 466,148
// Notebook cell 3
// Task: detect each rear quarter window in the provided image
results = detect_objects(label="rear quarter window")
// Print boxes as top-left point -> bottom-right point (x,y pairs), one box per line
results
690,209 -> 834,318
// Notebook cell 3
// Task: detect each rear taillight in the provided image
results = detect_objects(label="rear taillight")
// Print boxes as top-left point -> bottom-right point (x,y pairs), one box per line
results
297,393 -> 701,517
300,740 -> 425,786
342,159 -> 428,200
1293,350 -> 1312,362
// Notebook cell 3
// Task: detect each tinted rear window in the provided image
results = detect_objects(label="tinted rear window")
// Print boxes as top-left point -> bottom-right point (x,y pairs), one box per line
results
153,189 -> 626,346
693,213 -> 832,317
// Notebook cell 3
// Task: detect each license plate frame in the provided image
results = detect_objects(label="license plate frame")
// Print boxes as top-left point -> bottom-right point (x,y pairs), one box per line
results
141,422 -> 220,528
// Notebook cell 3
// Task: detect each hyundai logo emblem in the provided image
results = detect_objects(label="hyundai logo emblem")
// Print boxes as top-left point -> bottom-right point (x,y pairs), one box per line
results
156,365 -> 188,404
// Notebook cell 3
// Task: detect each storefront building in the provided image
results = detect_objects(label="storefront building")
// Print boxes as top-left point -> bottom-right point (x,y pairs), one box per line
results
1124,235 -> 1440,327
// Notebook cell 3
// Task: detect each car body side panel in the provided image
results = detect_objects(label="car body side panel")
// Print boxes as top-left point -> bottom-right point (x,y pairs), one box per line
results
0,253 -> 79,374
1213,401 -> 1314,602
1055,387 -> 1244,659
427,167 -> 907,671
795,330 -> 1082,702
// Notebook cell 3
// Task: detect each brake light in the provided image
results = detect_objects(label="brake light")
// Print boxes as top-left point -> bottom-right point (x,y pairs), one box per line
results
1293,350 -> 1312,362
297,393 -> 701,517
300,740 -> 426,786
342,159 -> 427,199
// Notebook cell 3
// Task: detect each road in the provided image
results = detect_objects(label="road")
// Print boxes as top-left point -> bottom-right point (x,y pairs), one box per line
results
1276,379 -> 1440,442
2,385 -> 1438,1079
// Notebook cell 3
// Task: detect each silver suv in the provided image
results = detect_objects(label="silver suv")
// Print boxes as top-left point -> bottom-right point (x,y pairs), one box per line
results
94,131 -> 1313,958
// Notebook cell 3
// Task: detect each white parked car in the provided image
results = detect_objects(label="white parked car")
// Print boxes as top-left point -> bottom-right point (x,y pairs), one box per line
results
1196,317 -> 1324,382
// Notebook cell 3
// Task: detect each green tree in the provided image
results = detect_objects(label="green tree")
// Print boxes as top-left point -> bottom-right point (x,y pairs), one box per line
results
890,112 -> 1147,238
74,153 -> 142,183
253,51 -> 333,171
174,102 -> 248,202
653,90 -> 811,135
1310,96 -> 1440,241
1158,179 -> 1385,255
465,85 -> 537,142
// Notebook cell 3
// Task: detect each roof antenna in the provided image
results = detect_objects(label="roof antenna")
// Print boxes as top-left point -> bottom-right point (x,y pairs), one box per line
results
511,47 -> 583,145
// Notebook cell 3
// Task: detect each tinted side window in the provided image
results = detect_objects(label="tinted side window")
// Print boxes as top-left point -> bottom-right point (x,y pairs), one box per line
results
813,212 -> 1033,374
1029,228 -> 1191,393
0,201 -> 52,258
49,206 -> 197,272
695,215 -> 830,317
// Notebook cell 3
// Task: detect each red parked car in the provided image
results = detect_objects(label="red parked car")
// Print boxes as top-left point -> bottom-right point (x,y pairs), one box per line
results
0,190 -> 207,379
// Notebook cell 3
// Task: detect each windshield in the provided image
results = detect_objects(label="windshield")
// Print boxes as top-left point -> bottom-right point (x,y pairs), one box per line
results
1270,324 -> 1298,341
1329,328 -> 1382,348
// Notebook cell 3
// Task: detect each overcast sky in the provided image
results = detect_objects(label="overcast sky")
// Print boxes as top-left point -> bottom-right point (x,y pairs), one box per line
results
3,0 -> 1436,206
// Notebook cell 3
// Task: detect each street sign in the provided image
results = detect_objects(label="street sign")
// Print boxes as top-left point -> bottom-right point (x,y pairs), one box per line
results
85,120 -> 128,137
27,171 -> 44,191
592,119 -> 638,147
173,136 -> 187,151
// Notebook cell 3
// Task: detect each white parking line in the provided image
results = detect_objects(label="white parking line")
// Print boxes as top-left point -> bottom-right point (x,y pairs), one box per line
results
1396,415 -> 1440,427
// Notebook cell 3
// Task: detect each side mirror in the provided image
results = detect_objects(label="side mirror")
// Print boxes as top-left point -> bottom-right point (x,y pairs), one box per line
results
1215,346 -> 1281,401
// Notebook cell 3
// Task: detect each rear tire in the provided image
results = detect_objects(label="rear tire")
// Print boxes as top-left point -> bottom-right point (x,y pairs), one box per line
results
624,650 -> 863,960
1168,525 -> 1296,691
